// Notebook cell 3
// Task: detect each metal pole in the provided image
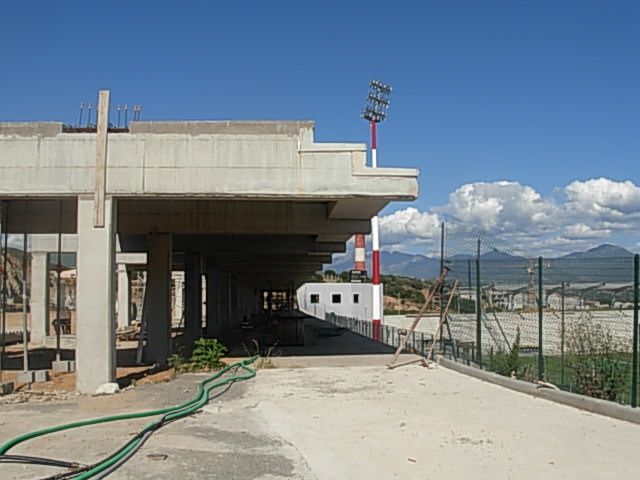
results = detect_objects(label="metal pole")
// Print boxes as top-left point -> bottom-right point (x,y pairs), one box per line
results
370,120 -> 382,342
561,281 -> 566,387
468,259 -> 472,301
537,256 -> 544,380
439,221 -> 445,352
632,254 -> 639,407
476,239 -> 482,367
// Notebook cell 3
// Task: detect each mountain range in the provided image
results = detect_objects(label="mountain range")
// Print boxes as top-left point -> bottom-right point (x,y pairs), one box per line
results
326,243 -> 636,281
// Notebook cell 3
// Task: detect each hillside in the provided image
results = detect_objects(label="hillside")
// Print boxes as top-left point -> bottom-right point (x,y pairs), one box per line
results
562,244 -> 634,259
326,243 -> 636,282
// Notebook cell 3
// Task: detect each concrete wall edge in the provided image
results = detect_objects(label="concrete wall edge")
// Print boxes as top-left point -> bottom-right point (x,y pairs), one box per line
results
437,356 -> 640,425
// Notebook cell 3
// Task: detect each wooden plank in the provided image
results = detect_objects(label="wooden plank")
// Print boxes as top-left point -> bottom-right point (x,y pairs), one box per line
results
94,90 -> 110,227
387,267 -> 449,368
426,280 -> 458,362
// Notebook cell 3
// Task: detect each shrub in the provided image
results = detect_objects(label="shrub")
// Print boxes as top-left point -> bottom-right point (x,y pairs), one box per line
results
190,338 -> 228,370
168,353 -> 187,371
491,327 -> 521,378
566,321 -> 631,402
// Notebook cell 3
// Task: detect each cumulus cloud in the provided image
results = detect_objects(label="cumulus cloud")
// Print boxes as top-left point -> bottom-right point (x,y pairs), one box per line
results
565,178 -> 640,216
379,178 -> 640,255
438,181 -> 558,233
378,207 -> 440,244
563,223 -> 612,239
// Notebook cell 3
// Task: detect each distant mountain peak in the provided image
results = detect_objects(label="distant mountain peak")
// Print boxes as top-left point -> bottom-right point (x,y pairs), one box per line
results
562,243 -> 633,259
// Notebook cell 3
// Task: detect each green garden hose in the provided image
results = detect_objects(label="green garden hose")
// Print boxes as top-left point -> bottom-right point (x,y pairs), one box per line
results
0,356 -> 258,479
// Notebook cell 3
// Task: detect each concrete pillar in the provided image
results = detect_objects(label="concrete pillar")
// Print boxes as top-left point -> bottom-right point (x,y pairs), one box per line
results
183,252 -> 202,349
144,233 -> 172,365
205,265 -> 220,338
116,264 -> 130,329
218,271 -> 230,332
230,277 -> 239,328
76,196 -> 116,393
29,252 -> 50,344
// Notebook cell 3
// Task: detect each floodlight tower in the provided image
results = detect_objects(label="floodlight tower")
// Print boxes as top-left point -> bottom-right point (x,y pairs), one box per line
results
362,79 -> 392,341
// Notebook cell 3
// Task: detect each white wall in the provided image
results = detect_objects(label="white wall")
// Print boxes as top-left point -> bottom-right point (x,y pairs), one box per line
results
297,282 -> 384,321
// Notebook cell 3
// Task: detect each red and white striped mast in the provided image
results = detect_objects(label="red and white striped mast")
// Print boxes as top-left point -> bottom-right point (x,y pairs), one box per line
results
362,79 -> 392,342
354,234 -> 366,271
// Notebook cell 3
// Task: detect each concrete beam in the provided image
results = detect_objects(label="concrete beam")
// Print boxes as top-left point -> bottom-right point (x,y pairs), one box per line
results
4,199 -> 77,234
129,120 -> 315,136
29,234 -> 77,252
115,252 -> 147,265
0,120 -> 418,201
118,200 -> 370,235
328,199 -> 388,220
315,234 -> 352,243
172,235 -> 345,255
204,254 -> 332,265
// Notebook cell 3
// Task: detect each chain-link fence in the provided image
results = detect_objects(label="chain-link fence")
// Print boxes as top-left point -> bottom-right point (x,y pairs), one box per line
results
323,220 -> 639,408
441,221 -> 640,407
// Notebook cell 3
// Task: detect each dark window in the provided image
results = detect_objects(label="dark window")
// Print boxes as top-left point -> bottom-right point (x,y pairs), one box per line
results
353,294 -> 360,304
332,294 -> 342,304
310,294 -> 320,304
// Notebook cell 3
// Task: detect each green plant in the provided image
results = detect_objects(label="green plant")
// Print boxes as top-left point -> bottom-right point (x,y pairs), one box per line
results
566,321 -> 631,402
168,353 -> 187,372
491,327 -> 521,378
190,338 -> 228,370
242,339 -> 280,369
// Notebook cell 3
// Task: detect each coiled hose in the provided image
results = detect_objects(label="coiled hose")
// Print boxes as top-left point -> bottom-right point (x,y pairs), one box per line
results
0,356 -> 258,479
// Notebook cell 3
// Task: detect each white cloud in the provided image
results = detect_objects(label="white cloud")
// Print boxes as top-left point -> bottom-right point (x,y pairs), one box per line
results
565,178 -> 640,216
438,181 -> 558,233
379,207 -> 440,244
379,178 -> 640,255
563,223 -> 612,239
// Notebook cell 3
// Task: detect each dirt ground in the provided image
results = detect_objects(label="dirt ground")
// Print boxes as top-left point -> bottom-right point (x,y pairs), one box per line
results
0,340 -> 172,393
1,354 -> 639,480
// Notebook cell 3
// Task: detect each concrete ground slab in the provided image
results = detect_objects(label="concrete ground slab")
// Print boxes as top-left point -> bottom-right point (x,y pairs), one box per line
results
1,358 -> 639,479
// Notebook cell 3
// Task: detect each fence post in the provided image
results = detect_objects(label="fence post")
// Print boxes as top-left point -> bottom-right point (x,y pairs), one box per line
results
537,256 -> 544,381
560,281 -> 566,387
439,222 -> 445,352
476,239 -> 482,367
632,254 -> 639,408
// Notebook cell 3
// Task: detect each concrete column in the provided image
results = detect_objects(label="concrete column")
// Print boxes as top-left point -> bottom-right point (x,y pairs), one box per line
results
144,233 -> 172,365
29,252 -> 50,344
183,252 -> 202,349
76,196 -> 116,393
205,265 -> 220,338
230,277 -> 239,328
218,271 -> 230,332
116,264 -> 130,329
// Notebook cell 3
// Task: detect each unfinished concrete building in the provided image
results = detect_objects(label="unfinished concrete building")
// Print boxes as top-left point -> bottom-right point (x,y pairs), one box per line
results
0,91 -> 418,393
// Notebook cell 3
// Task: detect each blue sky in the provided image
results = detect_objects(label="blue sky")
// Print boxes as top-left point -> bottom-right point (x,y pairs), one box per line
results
1,1 -> 638,254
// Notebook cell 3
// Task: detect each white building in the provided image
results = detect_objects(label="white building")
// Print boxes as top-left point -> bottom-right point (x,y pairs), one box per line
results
297,282 -> 383,321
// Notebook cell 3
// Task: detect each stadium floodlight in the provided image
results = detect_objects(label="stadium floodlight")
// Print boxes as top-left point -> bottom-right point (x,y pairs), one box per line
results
361,79 -> 393,123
